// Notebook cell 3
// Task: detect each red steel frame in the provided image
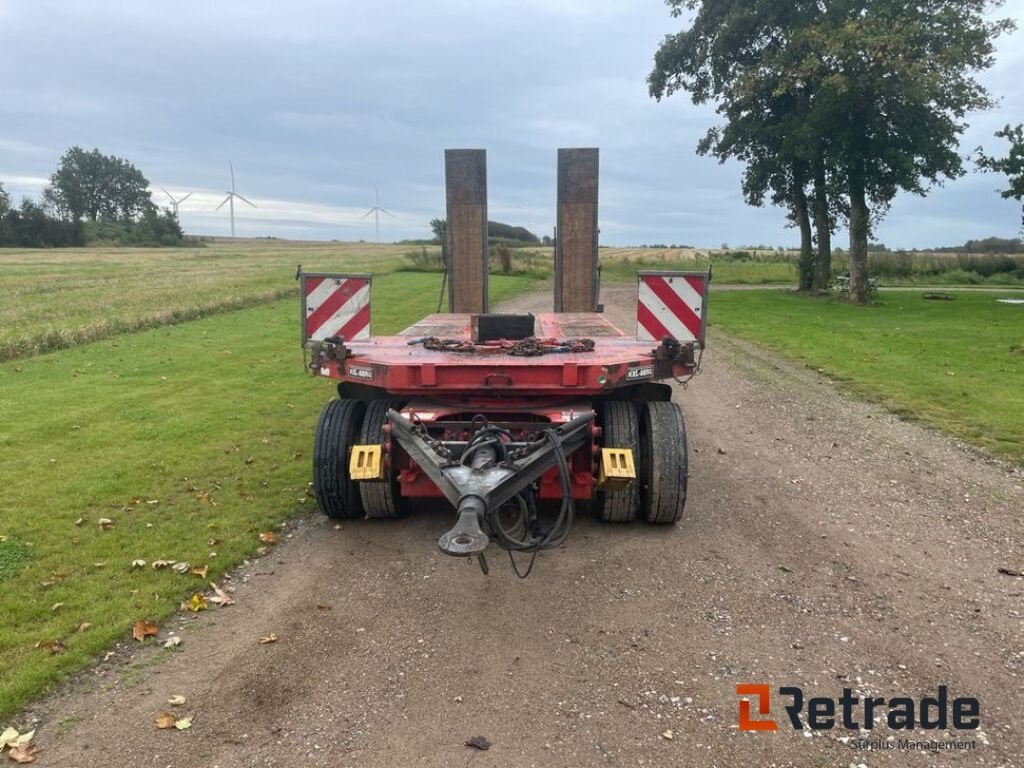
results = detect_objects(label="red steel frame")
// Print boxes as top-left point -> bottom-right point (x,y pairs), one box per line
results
313,312 -> 696,397
309,277 -> 706,503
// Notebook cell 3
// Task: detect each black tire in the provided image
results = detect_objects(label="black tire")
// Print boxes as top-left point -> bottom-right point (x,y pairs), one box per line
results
360,398 -> 405,519
593,401 -> 641,522
313,399 -> 366,519
640,401 -> 688,524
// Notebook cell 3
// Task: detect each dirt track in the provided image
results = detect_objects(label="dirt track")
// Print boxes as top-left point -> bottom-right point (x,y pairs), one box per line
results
29,286 -> 1024,767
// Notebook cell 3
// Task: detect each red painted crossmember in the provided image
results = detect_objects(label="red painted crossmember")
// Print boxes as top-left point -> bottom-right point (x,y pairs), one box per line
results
636,271 -> 709,346
302,273 -> 371,343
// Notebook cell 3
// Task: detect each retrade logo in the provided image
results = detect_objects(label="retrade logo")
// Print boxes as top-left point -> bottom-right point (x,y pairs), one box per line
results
736,684 -> 980,733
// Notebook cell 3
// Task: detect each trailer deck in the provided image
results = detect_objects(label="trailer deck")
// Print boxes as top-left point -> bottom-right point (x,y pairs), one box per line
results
312,312 -> 698,397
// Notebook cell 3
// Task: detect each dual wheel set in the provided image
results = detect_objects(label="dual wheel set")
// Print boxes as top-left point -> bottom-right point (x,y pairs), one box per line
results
313,397 -> 689,524
594,400 -> 689,525
313,398 -> 405,520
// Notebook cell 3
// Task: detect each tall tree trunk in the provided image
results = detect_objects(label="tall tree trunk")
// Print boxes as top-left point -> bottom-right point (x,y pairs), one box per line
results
847,157 -> 870,304
811,155 -> 832,293
794,184 -> 814,292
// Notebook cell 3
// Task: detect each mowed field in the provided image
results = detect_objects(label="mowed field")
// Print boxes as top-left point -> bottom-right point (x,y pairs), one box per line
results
1,239 -> 1022,724
0,245 -> 533,718
0,240 -> 419,360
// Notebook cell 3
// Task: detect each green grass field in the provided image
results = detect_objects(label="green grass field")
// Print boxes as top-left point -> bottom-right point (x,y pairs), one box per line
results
710,289 -> 1024,462
0,240 -> 418,360
0,271 -> 534,719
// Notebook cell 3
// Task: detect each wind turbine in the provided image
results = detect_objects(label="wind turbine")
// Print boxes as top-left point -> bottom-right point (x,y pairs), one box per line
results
216,162 -> 256,238
362,187 -> 395,243
160,187 -> 192,218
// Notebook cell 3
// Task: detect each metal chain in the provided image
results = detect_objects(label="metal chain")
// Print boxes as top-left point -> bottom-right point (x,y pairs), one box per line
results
411,336 -> 595,356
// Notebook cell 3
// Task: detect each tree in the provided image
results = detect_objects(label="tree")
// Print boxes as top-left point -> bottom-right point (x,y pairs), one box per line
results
978,124 -> 1024,228
649,0 -> 1013,303
0,182 -> 9,217
649,0 -> 839,293
44,146 -> 154,222
429,217 -> 447,244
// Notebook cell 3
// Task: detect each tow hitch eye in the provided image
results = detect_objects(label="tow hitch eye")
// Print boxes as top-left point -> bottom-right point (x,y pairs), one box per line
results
438,497 -> 489,556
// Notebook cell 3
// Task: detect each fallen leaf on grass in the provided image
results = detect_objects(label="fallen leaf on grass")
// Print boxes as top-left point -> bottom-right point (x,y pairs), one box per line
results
130,559 -> 146,569
182,593 -> 207,612
208,583 -> 234,607
0,535 -> 6,542
174,718 -> 192,730
162,636 -> 182,649
132,619 -> 159,641
171,562 -> 191,574
36,640 -> 66,655
190,565 -> 209,579
258,633 -> 278,644
258,531 -> 280,544
8,744 -> 40,763
465,736 -> 491,750
207,538 -> 221,546
74,518 -> 84,526
98,518 -> 115,530
154,712 -> 176,729
50,603 -> 64,612
167,695 -> 186,706
75,623 -> 92,633
151,560 -> 173,570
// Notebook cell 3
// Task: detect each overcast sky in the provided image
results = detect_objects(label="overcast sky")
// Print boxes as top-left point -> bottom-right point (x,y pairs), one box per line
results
1,0 -> 1022,247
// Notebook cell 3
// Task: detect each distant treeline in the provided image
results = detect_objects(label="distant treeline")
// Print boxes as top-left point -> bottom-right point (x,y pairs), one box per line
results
930,237 -> 1023,254
423,218 -> 540,247
623,237 -> 1024,255
0,146 -> 184,248
487,221 -> 539,244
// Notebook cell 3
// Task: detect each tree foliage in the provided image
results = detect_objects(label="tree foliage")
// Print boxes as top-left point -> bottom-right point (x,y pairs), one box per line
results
978,124 -> 1024,227
649,0 -> 1014,303
429,217 -> 447,244
2,148 -> 184,248
0,198 -> 85,247
43,146 -> 154,222
488,221 -> 540,244
429,218 -> 540,246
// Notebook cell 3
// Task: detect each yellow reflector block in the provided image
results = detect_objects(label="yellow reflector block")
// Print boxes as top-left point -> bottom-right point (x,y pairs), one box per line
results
349,445 -> 384,481
598,447 -> 636,490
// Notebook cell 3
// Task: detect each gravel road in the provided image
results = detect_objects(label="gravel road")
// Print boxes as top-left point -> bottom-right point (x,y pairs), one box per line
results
30,286 -> 1024,767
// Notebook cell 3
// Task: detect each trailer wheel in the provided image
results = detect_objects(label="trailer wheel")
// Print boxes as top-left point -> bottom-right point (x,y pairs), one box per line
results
640,401 -> 688,524
593,401 -> 641,522
313,399 -> 366,520
360,398 -> 405,519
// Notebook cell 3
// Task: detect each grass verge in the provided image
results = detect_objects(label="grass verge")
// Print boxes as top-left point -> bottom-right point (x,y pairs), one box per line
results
0,271 -> 535,719
710,289 -> 1024,463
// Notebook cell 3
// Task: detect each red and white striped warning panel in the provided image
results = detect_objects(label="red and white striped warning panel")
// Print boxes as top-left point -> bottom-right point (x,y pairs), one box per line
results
301,273 -> 371,343
636,271 -> 709,345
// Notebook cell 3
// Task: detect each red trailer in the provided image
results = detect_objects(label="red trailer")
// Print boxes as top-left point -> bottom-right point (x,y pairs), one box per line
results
302,149 -> 708,575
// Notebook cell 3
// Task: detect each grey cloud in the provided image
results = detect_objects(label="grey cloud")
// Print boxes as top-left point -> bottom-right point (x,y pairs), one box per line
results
0,0 -> 1022,245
